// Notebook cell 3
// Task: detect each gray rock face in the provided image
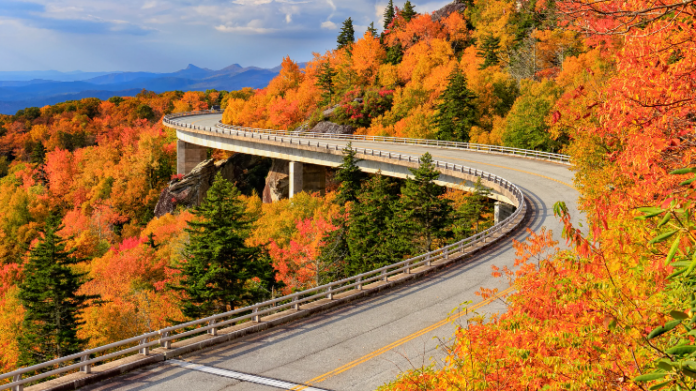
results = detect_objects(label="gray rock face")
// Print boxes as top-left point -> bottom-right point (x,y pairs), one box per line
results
310,121 -> 354,135
154,154 -> 266,217
431,2 -> 467,21
322,105 -> 340,118
262,159 -> 289,203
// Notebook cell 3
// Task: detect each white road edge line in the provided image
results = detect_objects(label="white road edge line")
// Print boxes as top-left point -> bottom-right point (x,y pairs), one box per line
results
168,359 -> 331,391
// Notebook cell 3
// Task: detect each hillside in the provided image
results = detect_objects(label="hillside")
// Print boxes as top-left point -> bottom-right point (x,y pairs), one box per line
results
0,0 -> 694,388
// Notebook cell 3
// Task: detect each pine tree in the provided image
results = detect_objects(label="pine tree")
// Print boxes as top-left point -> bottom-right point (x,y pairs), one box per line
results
401,1 -> 417,22
170,173 -> 278,319
146,232 -> 158,249
317,143 -> 366,280
478,34 -> 501,69
17,214 -> 96,368
386,43 -> 404,65
383,0 -> 396,30
334,142 -> 365,206
337,17 -> 355,50
399,153 -> 454,253
435,65 -> 478,141
453,178 -> 492,239
32,141 -> 46,165
345,173 -> 411,275
316,60 -> 338,106
367,22 -> 378,38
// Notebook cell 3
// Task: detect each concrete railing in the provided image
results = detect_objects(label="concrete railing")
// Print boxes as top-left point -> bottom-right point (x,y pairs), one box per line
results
0,112 -> 528,391
164,111 -> 571,165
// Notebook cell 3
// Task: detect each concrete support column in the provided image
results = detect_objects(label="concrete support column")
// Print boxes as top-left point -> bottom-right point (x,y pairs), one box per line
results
289,161 -> 303,198
177,140 -> 207,176
494,201 -> 516,225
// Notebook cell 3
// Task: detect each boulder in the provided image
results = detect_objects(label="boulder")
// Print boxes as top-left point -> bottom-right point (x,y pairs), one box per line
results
310,121 -> 355,135
431,1 -> 467,21
154,154 -> 266,217
262,159 -> 289,203
322,105 -> 340,118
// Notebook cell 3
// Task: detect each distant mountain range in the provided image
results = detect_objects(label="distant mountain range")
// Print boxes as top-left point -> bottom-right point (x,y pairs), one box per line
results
0,64 -> 288,115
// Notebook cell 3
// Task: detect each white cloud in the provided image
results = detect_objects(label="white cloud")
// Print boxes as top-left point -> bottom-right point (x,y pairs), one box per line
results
232,0 -> 274,4
141,1 -> 157,10
215,19 -> 276,34
325,0 -> 336,11
320,20 -> 337,29
285,13 -> 292,23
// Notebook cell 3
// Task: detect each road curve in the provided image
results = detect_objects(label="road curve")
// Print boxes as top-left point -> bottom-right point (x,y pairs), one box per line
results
83,113 -> 579,391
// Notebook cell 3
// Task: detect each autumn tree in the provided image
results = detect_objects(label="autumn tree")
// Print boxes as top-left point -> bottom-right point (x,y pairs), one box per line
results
399,153 -> 453,253
337,18 -> 355,50
435,65 -> 478,142
170,173 -> 278,319
384,0 -> 396,30
17,214 -> 96,367
316,60 -> 338,106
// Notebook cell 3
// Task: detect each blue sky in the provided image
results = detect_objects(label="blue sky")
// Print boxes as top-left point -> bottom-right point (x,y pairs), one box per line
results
0,0 -> 451,72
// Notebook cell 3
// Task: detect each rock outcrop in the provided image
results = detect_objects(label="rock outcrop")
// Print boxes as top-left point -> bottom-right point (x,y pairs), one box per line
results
310,121 -> 354,135
431,1 -> 467,21
262,159 -> 289,203
154,154 -> 267,217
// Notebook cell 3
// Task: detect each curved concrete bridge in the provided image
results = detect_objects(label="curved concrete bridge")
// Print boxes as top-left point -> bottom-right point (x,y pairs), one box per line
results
4,112 -> 579,391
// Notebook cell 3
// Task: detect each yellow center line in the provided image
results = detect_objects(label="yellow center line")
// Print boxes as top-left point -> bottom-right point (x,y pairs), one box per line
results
364,146 -> 576,190
289,286 -> 515,391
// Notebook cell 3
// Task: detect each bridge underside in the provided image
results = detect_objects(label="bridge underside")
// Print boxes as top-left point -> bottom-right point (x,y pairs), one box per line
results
176,129 -> 517,206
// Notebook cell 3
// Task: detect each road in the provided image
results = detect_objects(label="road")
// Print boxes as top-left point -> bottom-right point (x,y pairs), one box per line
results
83,113 -> 579,391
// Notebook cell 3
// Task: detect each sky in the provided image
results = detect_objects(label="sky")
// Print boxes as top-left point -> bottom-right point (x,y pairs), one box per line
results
0,0 -> 452,72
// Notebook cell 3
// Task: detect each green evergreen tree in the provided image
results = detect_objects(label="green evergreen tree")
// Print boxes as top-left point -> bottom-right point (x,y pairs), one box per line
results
146,232 -> 158,249
17,214 -> 96,367
32,141 -> 46,165
401,1 -> 417,22
453,178 -> 492,239
399,153 -> 454,253
367,22 -> 378,38
386,43 -> 405,65
170,173 -> 278,319
383,0 -> 396,30
334,143 -> 366,206
316,60 -> 338,106
345,173 -> 410,275
317,143 -> 366,280
337,17 -> 355,49
478,34 -> 501,69
435,65 -> 478,141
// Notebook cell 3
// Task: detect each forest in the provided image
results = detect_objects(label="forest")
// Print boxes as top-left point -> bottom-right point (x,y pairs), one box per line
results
1,0 -> 695,388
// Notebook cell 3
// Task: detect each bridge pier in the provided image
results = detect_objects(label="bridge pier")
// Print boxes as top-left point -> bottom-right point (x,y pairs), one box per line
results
177,140 -> 207,176
289,161 -> 303,198
288,161 -> 327,199
494,201 -> 516,224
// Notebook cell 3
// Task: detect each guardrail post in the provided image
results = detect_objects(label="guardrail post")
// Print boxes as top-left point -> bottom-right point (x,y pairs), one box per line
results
12,374 -> 22,391
444,248 -> 449,260
327,285 -> 333,300
253,306 -> 260,322
208,319 -> 218,336
160,331 -> 171,349
80,354 -> 91,374
139,337 -> 149,356
382,269 -> 387,282
405,261 -> 410,274
293,296 -> 300,310
426,254 -> 431,266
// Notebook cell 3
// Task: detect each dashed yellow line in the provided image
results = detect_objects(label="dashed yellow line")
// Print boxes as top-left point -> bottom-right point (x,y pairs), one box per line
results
289,286 -> 515,390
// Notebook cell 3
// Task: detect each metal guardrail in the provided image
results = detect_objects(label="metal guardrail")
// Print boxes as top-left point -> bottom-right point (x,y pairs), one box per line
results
0,111 -> 529,391
163,111 -> 571,164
